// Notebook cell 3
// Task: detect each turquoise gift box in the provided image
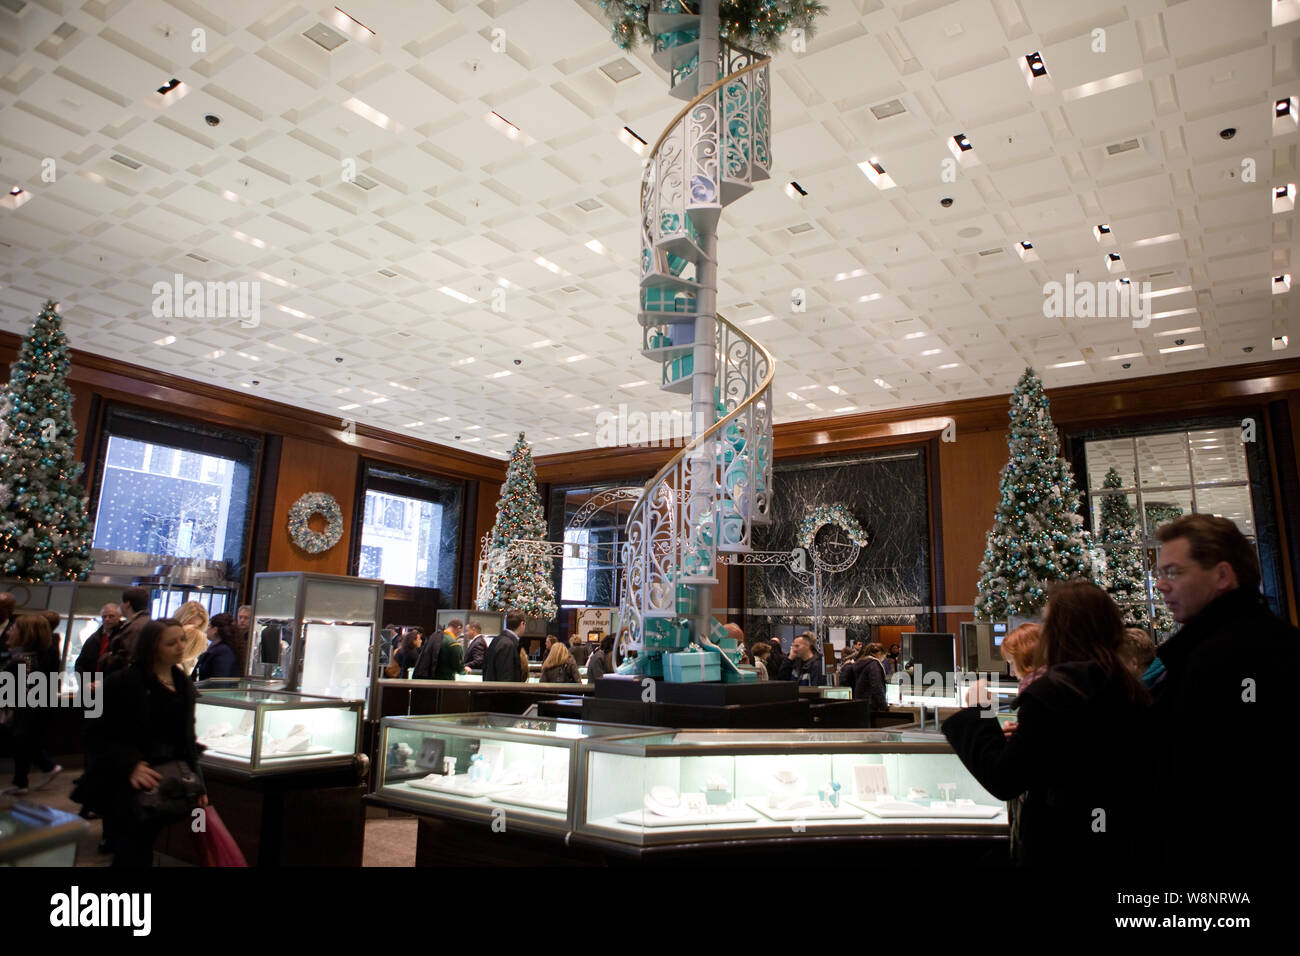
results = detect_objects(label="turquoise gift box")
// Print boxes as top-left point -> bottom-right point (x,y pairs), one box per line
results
644,617 -> 691,651
663,649 -> 720,683
662,353 -> 693,385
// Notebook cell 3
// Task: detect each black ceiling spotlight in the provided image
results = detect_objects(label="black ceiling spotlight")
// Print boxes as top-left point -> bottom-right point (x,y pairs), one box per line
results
1025,52 -> 1046,76
454,434 -> 461,440
335,356 -> 344,363
1219,127 -> 1236,140
1243,346 -> 1254,353
940,196 -> 953,207
156,77 -> 181,95
204,114 -> 221,127
251,379 -> 260,386
1277,98 -> 1291,117
1174,338 -> 1185,346
1122,363 -> 1131,369
513,358 -> 522,365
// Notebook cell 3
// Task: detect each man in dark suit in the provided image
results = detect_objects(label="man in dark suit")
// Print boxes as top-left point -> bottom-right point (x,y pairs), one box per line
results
73,603 -> 124,682
482,611 -> 525,682
413,619 -> 460,679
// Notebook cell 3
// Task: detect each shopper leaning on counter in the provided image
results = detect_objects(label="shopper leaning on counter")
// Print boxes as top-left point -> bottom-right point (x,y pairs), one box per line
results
942,581 -> 1151,869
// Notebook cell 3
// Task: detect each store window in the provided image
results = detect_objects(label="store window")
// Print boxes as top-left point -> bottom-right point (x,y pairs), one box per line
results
91,408 -> 258,576
1082,426 -> 1258,634
356,465 -> 462,593
547,482 -> 640,611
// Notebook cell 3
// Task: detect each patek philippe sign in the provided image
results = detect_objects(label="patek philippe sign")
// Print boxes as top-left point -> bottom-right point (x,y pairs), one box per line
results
577,608 -> 612,638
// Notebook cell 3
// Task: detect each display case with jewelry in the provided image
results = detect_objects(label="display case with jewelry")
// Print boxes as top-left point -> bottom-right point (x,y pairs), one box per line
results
245,572 -> 384,715
194,688 -> 363,774
573,729 -> 1008,847
372,714 -> 664,832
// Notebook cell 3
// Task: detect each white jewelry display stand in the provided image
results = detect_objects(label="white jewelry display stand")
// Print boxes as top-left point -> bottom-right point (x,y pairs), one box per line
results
614,804 -> 760,828
407,774 -> 521,798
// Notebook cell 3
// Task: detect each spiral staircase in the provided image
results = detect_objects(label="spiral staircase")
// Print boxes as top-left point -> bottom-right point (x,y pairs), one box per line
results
617,1 -> 776,683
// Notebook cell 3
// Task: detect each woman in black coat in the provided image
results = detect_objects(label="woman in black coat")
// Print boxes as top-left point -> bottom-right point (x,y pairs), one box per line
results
73,618 -> 207,867
194,613 -> 241,681
2,616 -> 62,794
942,581 -> 1152,868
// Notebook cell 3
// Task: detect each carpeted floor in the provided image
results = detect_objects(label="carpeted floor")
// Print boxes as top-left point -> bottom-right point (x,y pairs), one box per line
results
2,756 -> 417,867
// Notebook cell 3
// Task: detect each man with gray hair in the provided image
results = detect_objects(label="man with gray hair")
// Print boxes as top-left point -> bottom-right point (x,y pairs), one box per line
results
74,604 -> 124,681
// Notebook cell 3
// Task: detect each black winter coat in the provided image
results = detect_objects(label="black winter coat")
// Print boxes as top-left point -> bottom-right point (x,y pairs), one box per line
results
72,666 -> 205,816
482,632 -> 522,682
194,641 -> 238,681
853,657 -> 888,711
74,622 -> 123,679
943,661 -> 1152,868
1151,588 -> 1299,870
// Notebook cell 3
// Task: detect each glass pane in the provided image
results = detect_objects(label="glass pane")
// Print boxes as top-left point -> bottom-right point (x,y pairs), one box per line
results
1091,491 -> 1140,534
359,490 -> 443,588
1085,438 -> 1137,492
1194,485 -> 1255,536
1142,491 -> 1192,538
1136,433 -> 1190,488
1188,428 -> 1248,484
93,434 -> 238,560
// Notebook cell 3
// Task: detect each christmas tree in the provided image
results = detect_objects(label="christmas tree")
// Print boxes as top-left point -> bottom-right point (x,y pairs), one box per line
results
1097,467 -> 1151,630
0,300 -> 94,580
476,432 -> 557,618
975,368 -> 1095,621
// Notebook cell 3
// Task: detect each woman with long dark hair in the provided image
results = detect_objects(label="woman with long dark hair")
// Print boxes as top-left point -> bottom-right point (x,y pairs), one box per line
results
194,612 -> 243,681
72,618 -> 207,866
942,580 -> 1152,867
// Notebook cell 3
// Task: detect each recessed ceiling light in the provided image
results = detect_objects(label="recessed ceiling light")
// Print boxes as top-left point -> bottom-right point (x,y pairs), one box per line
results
1272,183 -> 1296,214
1273,274 -> 1291,294
835,406 -> 857,412
1274,335 -> 1290,350
858,293 -> 883,303
858,159 -> 895,190
618,126 -> 647,154
1017,241 -> 1038,262
439,286 -> 475,304
785,181 -> 808,199
904,331 -> 926,340
938,363 -> 960,369
921,348 -> 941,356
873,377 -> 892,389
483,110 -> 531,144
338,402 -> 360,411
153,334 -> 176,346
9,186 -> 22,196
1049,360 -> 1086,368
834,268 -> 868,281
534,256 -> 569,275
1021,51 -> 1050,89
1158,343 -> 1206,354
156,78 -> 181,96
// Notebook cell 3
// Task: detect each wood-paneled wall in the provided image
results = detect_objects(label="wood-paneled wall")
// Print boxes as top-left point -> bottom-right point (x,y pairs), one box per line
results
5,324 -> 1298,626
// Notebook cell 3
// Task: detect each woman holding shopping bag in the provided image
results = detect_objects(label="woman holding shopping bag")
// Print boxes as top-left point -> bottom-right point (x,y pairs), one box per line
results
74,618 -> 208,867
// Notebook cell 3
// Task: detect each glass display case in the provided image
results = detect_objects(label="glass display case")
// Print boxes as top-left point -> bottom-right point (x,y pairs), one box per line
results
246,572 -> 383,714
374,714 -> 660,831
0,801 -> 87,866
575,729 -> 1007,847
195,688 -> 363,773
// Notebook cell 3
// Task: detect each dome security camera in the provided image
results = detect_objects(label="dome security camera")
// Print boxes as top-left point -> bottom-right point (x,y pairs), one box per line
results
1219,127 -> 1236,140
1121,363 -> 1131,369
939,197 -> 953,208
513,358 -> 522,365
204,114 -> 221,127
335,356 -> 344,363
1243,346 -> 1254,353
1174,338 -> 1185,346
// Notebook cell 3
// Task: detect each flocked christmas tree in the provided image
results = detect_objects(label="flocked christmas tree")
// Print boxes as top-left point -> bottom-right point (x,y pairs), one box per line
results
1097,467 -> 1151,630
975,368 -> 1095,621
476,432 -> 557,618
0,300 -> 94,580
598,0 -> 827,52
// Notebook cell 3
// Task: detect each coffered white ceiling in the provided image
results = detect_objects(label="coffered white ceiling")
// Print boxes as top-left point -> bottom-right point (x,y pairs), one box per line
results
0,0 -> 1296,458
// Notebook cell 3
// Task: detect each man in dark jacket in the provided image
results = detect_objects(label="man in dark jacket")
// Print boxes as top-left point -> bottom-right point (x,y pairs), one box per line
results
778,632 -> 823,685
1151,515 -> 1298,871
115,587 -> 152,657
73,603 -> 123,683
462,623 -> 488,671
482,612 -> 525,682
412,619 -> 459,680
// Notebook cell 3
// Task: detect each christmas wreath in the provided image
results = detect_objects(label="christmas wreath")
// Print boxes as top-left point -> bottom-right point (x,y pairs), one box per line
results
598,0 -> 827,53
798,503 -> 870,551
288,492 -> 344,554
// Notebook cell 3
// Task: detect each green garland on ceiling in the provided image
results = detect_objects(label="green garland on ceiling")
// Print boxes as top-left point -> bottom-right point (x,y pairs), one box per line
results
598,0 -> 828,54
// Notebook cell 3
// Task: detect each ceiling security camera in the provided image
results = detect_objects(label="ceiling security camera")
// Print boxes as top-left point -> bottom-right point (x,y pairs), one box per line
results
939,197 -> 953,208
